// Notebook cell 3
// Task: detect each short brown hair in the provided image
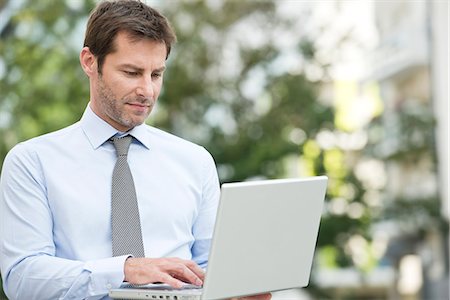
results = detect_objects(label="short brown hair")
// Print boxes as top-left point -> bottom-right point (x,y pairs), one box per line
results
83,0 -> 176,73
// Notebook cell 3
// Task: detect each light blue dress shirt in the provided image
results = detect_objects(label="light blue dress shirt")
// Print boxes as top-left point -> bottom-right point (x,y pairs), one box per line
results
0,105 -> 220,300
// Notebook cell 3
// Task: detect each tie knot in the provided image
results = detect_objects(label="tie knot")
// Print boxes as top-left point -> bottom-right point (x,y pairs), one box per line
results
111,135 -> 132,157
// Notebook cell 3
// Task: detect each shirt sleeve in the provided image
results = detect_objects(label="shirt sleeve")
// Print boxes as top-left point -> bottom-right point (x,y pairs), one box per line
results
191,148 -> 220,268
0,144 -> 127,300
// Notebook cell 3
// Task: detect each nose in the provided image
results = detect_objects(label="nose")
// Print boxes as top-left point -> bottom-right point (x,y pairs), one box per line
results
135,75 -> 154,99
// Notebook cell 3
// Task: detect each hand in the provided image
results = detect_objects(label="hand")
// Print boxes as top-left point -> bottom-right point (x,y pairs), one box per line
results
124,257 -> 205,288
231,293 -> 272,300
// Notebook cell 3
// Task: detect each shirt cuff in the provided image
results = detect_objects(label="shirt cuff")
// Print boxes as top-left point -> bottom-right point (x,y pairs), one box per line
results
84,255 -> 130,294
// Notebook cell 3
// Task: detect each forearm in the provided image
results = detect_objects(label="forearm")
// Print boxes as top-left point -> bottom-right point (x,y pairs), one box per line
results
0,145 -> 128,299
3,255 -> 128,300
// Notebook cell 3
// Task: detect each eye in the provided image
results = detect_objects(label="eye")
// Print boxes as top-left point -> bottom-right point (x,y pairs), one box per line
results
124,70 -> 139,77
152,72 -> 162,79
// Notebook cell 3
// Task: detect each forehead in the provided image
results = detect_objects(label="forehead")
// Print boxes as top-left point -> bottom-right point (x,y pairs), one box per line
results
107,31 -> 167,64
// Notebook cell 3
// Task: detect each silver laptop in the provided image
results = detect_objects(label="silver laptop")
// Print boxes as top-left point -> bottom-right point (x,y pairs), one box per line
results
109,176 -> 328,300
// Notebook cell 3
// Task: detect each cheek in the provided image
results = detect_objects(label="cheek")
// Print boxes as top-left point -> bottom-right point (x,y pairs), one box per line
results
153,80 -> 163,96
109,77 -> 138,98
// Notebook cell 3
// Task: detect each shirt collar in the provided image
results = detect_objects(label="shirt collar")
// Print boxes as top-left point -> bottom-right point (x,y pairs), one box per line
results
127,123 -> 151,149
80,103 -> 151,150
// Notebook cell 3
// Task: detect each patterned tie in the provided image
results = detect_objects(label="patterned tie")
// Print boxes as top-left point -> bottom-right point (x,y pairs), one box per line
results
111,135 -> 145,257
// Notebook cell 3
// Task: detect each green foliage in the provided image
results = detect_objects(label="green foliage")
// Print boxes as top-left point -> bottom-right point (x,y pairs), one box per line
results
381,196 -> 448,235
160,1 -> 334,182
0,0 -> 95,160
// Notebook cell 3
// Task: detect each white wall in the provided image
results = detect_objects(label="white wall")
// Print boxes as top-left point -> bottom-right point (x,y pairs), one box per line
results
431,1 -> 449,218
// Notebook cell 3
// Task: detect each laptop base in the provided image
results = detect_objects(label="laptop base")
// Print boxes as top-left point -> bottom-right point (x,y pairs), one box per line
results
109,288 -> 202,300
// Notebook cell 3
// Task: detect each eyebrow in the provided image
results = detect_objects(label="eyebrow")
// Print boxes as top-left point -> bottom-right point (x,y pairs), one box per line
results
119,64 -> 166,73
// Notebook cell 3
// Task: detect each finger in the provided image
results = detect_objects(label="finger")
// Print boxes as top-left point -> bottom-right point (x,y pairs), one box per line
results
157,272 -> 186,289
238,293 -> 272,300
167,263 -> 203,286
184,260 -> 206,281
164,258 -> 205,282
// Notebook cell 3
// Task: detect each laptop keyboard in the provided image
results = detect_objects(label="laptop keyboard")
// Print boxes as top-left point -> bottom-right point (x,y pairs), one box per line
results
121,283 -> 202,291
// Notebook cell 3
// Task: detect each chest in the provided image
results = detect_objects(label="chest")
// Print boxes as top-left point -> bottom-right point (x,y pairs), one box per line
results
41,147 -> 201,236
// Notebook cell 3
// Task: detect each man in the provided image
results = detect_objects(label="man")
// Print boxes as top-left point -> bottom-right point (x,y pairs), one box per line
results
0,1 -> 271,299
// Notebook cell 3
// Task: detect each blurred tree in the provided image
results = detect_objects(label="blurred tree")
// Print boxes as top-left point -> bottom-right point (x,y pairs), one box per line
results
0,0 -> 95,160
160,1 -> 335,182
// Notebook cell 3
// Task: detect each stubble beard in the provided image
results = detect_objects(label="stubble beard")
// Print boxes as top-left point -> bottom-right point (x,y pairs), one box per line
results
97,76 -> 153,131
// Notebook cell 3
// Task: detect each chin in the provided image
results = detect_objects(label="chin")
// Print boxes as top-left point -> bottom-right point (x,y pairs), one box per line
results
129,119 -> 147,128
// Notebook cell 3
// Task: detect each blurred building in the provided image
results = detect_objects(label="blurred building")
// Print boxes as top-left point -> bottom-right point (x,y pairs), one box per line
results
369,1 -> 448,299
299,1 -> 449,299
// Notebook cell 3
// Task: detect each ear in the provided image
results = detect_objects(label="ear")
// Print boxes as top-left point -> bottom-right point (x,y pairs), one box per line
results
79,47 -> 98,77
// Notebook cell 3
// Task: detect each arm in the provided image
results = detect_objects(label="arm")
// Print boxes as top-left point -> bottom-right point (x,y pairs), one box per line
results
0,144 -> 126,300
191,148 -> 220,268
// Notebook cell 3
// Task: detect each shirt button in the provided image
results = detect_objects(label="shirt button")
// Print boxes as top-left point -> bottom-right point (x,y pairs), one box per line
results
106,283 -> 112,289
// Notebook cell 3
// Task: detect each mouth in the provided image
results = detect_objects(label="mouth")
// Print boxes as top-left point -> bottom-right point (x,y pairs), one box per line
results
126,102 -> 151,113
127,101 -> 150,107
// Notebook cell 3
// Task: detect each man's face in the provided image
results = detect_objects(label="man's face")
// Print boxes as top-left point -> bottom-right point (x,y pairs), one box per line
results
89,31 -> 167,132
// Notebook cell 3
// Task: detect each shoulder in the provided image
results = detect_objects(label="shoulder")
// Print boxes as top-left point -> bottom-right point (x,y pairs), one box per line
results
27,122 -> 82,145
16,122 -> 81,145
3,123 -> 82,165
147,125 -> 209,152
141,124 -> 216,165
